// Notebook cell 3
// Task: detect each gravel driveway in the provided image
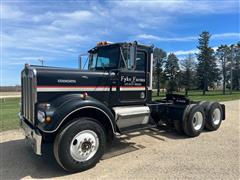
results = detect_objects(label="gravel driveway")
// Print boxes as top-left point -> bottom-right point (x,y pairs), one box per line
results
0,100 -> 239,180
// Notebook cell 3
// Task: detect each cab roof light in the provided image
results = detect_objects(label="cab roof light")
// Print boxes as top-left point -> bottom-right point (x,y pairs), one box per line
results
97,41 -> 112,46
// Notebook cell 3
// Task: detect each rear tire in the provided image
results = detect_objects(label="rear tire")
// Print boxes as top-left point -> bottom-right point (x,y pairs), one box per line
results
174,120 -> 184,134
183,104 -> 205,137
53,117 -> 106,172
198,101 -> 210,109
205,102 -> 223,131
174,104 -> 194,135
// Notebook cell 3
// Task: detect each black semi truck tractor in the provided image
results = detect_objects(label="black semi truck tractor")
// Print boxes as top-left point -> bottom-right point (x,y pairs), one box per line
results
19,41 -> 225,172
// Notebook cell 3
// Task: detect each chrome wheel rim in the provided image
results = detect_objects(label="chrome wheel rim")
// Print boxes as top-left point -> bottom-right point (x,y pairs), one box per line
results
212,108 -> 221,125
70,130 -> 99,162
192,112 -> 203,131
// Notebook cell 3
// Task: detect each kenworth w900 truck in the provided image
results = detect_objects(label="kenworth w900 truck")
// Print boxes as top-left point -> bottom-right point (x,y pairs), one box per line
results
20,41 -> 225,172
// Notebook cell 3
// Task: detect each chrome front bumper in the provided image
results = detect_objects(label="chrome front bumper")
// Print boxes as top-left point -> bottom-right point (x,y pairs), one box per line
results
19,114 -> 42,155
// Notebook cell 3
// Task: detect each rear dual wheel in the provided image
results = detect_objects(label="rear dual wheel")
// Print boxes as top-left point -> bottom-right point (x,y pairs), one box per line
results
174,101 -> 223,137
199,101 -> 223,131
174,104 -> 205,137
182,104 -> 205,137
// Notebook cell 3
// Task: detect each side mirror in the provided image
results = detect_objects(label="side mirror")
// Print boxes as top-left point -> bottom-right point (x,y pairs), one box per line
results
78,53 -> 89,70
130,41 -> 137,69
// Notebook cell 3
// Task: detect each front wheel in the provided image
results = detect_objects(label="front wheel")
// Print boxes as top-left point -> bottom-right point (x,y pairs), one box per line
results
54,117 -> 106,172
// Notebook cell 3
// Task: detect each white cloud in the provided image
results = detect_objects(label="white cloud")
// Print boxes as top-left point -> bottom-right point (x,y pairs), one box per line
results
137,34 -> 196,41
137,32 -> 240,42
173,46 -> 220,57
6,56 -> 44,65
173,49 -> 199,56
1,1 -> 239,85
61,10 -> 92,20
137,34 -> 161,41
212,33 -> 240,39
50,10 -> 94,28
1,5 -> 24,19
2,26 -> 92,55
111,0 -> 238,14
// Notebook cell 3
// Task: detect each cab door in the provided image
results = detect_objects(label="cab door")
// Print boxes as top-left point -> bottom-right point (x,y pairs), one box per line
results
117,49 -> 148,105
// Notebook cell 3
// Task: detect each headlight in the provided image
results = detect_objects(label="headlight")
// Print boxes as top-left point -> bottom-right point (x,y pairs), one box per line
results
37,111 -> 45,123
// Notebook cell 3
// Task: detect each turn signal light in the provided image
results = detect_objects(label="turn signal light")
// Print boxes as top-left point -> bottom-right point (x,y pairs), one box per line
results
45,116 -> 52,123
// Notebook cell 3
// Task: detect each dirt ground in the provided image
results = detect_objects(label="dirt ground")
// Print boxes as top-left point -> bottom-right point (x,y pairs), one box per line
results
0,92 -> 21,98
0,100 -> 239,180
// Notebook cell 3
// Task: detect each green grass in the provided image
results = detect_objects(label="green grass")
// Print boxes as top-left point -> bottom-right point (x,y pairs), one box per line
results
0,90 -> 240,132
152,90 -> 240,102
0,98 -> 20,132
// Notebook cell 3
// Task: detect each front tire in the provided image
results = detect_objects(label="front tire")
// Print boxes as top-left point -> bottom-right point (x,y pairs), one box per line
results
54,117 -> 106,172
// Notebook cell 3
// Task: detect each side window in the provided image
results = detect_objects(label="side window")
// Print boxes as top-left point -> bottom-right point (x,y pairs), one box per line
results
136,51 -> 146,71
90,54 -> 97,69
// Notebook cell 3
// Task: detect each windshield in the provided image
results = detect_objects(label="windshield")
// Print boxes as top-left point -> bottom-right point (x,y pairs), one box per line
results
89,46 -> 119,70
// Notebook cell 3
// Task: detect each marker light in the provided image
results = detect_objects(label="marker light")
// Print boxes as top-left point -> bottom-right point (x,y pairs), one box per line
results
97,41 -> 111,46
83,92 -> 88,99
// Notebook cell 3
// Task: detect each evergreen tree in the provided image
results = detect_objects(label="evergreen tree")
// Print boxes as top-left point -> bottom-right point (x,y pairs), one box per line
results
164,53 -> 180,93
181,53 -> 196,95
232,42 -> 240,90
153,48 -> 167,96
196,31 -> 220,95
216,45 -> 231,94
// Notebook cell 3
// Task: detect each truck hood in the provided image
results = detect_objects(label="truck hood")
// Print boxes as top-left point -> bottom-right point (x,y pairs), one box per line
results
34,66 -> 112,90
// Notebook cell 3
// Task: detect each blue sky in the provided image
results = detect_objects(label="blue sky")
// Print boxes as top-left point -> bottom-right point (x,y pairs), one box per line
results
1,0 -> 239,85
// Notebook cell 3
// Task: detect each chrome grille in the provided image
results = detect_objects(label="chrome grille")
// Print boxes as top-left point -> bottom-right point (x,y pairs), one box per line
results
21,67 -> 37,124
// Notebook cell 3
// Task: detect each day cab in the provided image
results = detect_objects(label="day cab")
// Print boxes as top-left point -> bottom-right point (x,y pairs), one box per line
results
19,41 -> 225,172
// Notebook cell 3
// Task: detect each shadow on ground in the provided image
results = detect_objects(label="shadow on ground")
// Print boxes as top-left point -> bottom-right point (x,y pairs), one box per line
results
0,128 -> 185,179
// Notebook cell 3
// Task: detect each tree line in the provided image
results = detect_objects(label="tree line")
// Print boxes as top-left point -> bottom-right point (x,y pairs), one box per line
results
153,31 -> 240,96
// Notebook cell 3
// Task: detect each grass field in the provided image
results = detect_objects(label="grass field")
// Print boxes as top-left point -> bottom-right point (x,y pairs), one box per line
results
0,90 -> 240,132
0,98 -> 20,132
152,90 -> 240,102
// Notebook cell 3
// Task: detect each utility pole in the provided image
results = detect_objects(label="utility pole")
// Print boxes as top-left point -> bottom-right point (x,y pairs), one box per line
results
38,59 -> 44,66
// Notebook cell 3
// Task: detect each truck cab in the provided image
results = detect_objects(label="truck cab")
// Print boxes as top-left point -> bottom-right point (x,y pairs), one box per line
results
87,41 -> 153,106
19,41 -> 225,173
